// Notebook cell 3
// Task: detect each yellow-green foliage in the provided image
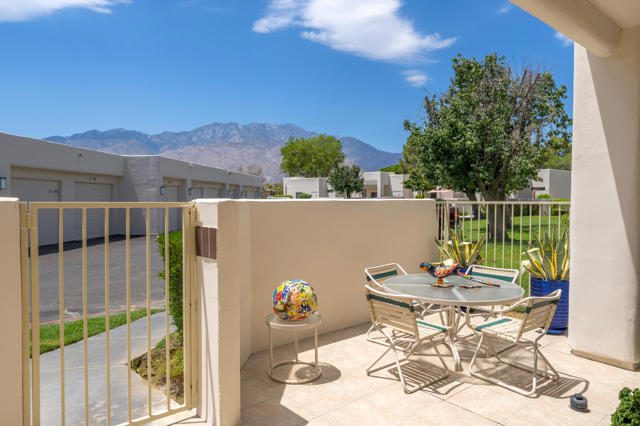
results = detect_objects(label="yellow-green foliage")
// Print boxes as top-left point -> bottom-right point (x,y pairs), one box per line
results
523,228 -> 570,281
435,229 -> 487,267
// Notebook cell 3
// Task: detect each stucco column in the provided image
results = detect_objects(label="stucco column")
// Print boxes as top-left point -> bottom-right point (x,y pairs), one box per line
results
194,200 -> 242,425
569,31 -> 640,370
376,176 -> 382,198
0,198 -> 23,424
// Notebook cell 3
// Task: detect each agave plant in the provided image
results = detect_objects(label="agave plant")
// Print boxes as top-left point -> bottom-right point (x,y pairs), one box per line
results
523,228 -> 570,281
434,228 -> 487,268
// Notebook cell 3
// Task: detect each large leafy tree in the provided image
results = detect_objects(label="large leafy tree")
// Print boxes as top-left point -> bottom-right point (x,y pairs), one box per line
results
280,134 -> 345,177
328,164 -> 364,199
403,168 -> 434,195
406,54 -> 571,239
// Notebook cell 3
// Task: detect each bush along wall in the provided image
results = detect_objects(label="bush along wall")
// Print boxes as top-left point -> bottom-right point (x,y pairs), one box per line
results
157,231 -> 183,336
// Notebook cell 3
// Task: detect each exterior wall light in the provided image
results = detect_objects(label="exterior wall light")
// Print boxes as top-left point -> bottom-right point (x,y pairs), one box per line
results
160,186 -> 167,196
0,177 -> 6,190
188,187 -> 193,196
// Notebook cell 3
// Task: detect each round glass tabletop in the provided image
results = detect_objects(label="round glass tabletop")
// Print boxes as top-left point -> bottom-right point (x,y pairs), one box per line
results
383,273 -> 524,306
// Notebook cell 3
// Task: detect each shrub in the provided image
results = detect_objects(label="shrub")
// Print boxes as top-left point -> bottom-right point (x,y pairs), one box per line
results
156,231 -> 183,336
298,193 -> 312,199
274,194 -> 293,198
611,387 -> 640,425
414,194 -> 426,199
536,193 -> 552,199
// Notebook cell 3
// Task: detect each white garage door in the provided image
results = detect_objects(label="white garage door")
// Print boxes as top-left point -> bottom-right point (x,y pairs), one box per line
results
75,182 -> 112,240
191,187 -> 203,199
206,186 -> 221,198
165,185 -> 182,231
12,178 -> 60,245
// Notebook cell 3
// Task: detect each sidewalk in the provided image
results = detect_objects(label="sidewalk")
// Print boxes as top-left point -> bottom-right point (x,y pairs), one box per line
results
39,312 -> 178,425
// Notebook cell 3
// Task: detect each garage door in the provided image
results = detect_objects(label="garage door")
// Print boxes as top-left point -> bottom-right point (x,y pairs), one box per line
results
75,182 -> 112,240
165,185 -> 182,231
206,186 -> 221,198
191,187 -> 203,199
12,178 -> 60,245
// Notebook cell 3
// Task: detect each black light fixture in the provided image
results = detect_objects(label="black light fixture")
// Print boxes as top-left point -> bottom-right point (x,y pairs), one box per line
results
188,187 -> 193,196
0,177 -> 6,190
160,186 -> 167,196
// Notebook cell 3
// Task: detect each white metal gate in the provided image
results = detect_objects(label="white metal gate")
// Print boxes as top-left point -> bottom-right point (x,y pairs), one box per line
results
20,202 -> 197,426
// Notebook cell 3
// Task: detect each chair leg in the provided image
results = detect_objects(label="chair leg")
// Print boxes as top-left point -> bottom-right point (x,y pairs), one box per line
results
469,334 -> 558,396
367,336 -> 449,394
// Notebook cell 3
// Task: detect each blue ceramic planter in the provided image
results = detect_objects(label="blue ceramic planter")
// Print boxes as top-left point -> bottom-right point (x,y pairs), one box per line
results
530,277 -> 569,334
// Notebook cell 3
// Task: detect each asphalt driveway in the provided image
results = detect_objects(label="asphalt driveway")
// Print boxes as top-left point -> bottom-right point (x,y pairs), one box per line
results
37,236 -> 169,324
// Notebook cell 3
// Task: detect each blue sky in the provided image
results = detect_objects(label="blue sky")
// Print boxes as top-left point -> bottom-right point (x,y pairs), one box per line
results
0,0 -> 573,153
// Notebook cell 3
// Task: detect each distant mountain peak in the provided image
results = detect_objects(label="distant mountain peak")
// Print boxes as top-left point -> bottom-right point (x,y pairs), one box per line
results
45,122 -> 401,182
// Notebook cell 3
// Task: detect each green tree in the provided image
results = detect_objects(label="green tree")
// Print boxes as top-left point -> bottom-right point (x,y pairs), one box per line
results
379,164 -> 404,173
280,134 -> 345,177
328,164 -> 364,199
403,168 -> 434,195
544,150 -> 572,170
406,53 -> 571,239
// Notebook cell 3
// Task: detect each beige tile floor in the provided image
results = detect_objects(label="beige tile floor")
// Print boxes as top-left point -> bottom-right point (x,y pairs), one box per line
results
237,321 -> 638,426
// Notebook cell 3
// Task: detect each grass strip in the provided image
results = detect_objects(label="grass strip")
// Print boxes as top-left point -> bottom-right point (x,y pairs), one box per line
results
31,308 -> 164,356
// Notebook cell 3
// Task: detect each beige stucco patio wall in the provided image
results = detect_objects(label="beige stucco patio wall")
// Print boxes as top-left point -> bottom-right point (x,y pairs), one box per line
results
0,198 -> 23,425
194,198 -> 437,425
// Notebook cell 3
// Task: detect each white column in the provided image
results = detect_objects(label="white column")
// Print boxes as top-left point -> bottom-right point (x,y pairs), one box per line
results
569,30 -> 640,369
0,198 -> 23,424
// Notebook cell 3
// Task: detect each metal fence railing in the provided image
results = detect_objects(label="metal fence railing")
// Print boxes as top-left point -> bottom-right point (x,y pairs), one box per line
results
20,202 -> 197,426
436,200 -> 571,295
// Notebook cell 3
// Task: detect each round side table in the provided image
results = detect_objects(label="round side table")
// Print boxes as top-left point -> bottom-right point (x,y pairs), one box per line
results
265,312 -> 322,384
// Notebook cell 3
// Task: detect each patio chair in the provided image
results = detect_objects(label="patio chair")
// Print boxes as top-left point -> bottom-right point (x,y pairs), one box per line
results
468,289 -> 561,396
364,285 -> 450,393
458,265 -> 519,337
364,263 -> 445,345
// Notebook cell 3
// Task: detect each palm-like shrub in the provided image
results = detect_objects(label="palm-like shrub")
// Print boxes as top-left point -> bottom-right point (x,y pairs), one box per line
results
434,228 -> 486,268
523,228 -> 570,281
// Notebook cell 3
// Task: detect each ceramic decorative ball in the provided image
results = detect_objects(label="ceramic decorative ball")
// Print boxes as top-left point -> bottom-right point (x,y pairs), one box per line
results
272,279 -> 318,321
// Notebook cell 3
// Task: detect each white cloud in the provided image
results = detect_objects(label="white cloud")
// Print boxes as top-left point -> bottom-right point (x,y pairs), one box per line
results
253,0 -> 457,62
554,31 -> 573,47
0,0 -> 129,22
497,2 -> 512,14
402,70 -> 427,87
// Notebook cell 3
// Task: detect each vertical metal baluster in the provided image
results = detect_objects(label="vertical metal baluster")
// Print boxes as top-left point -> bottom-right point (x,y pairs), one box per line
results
519,205 -> 524,291
548,201 -> 552,235
501,204 -> 505,268
182,206 -> 191,409
529,203 -> 532,245
558,205 -> 562,234
126,208 -> 132,423
538,202 -> 542,237
461,204 -> 465,240
510,203 -> 514,269
477,203 -> 481,247
146,207 -> 152,417
30,208 -> 41,426
104,208 -> 111,426
19,203 -> 31,426
165,207 -> 170,411
59,209 -> 65,425
82,208 -> 89,426
493,204 -> 498,266
484,203 -> 489,262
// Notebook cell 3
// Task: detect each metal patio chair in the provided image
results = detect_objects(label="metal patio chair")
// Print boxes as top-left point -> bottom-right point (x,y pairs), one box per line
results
458,265 -> 520,337
468,289 -> 562,396
364,285 -> 450,393
364,263 -> 445,345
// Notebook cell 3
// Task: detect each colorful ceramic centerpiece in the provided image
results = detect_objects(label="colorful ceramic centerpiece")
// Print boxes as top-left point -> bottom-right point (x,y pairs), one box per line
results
272,279 -> 318,321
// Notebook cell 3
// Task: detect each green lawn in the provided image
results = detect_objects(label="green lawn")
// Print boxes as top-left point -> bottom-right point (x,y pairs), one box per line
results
32,308 -> 164,356
446,210 -> 570,296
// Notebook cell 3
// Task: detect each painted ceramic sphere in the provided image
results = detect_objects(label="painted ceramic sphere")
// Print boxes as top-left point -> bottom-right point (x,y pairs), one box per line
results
272,280 -> 318,321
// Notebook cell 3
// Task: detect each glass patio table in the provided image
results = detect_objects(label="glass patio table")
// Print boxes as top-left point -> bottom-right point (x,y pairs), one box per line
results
383,273 -> 524,371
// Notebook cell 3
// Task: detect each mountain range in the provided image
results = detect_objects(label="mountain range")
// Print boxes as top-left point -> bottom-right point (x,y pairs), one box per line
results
45,123 -> 401,182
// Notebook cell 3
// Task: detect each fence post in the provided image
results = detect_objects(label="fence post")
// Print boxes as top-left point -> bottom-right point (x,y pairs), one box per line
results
0,198 -> 23,425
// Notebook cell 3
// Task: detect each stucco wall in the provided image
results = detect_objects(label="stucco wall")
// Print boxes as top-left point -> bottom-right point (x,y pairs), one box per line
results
194,198 -> 438,423
570,30 -> 640,369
